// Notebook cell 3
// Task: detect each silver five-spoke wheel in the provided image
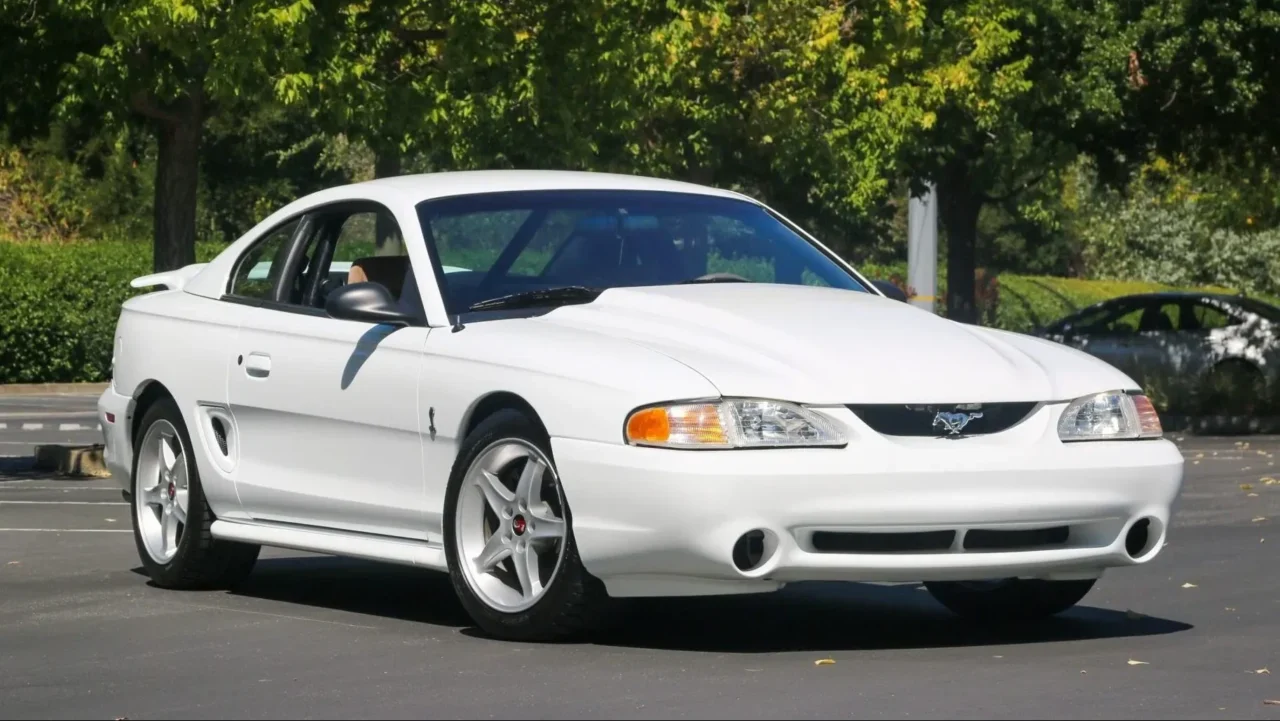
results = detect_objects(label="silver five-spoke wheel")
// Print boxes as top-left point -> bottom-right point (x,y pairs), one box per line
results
135,420 -> 189,564
455,439 -> 568,613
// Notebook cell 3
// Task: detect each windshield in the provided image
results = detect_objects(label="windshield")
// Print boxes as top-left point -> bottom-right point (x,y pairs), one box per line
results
415,190 -> 871,315
1233,296 -> 1280,323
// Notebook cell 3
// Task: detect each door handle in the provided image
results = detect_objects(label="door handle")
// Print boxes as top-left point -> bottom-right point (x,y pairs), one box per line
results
245,352 -> 272,378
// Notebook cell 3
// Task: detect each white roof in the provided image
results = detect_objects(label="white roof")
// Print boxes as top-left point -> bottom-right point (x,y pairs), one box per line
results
347,170 -> 753,204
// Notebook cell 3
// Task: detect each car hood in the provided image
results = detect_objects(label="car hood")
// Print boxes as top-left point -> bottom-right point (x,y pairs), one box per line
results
534,284 -> 1139,404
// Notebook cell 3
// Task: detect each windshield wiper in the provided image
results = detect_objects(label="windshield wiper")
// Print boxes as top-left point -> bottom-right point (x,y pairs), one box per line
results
679,273 -> 752,284
468,286 -> 603,313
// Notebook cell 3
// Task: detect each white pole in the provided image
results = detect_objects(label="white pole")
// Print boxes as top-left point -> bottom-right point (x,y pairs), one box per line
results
908,183 -> 938,313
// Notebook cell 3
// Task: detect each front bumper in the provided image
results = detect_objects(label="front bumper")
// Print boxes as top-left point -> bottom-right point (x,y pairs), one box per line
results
97,386 -> 134,493
552,405 -> 1185,598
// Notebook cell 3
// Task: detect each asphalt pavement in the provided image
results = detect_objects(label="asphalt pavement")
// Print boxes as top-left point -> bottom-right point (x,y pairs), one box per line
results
0,396 -> 1277,718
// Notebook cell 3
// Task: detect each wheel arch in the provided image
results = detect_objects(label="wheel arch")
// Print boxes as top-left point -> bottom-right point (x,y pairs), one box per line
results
459,391 -> 549,442
130,380 -> 176,445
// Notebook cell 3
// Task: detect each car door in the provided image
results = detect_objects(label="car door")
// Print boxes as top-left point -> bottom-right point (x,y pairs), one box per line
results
226,202 -> 433,540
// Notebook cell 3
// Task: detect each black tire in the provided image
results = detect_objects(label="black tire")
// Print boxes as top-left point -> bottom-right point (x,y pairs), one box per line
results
130,396 -> 260,590
925,578 -> 1096,622
1204,360 -> 1267,416
443,409 -> 611,642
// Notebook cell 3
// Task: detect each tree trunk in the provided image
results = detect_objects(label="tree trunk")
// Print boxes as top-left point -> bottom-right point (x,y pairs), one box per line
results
152,110 -> 203,272
375,149 -> 402,250
938,174 -> 984,325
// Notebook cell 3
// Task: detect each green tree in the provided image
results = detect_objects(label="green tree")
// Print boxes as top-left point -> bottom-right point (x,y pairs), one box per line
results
879,1 -> 1139,322
26,0 -> 319,270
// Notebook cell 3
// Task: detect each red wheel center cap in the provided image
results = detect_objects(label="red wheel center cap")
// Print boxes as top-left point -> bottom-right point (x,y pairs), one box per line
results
167,482 -> 175,500
512,515 -> 527,536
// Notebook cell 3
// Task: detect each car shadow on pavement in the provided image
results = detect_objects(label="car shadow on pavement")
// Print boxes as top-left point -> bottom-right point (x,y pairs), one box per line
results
147,557 -> 1192,651
137,556 -> 473,628
586,581 -> 1193,653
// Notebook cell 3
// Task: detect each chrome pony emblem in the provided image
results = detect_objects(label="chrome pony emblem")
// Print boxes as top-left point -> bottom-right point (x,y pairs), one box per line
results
933,410 -> 983,436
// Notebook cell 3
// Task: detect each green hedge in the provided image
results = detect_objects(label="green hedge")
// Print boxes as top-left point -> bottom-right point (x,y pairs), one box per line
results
0,241 -> 224,383
2,239 -> 1277,384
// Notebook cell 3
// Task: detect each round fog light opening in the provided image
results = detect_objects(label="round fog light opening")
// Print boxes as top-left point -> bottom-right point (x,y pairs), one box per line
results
733,530 -> 767,572
1125,518 -> 1151,558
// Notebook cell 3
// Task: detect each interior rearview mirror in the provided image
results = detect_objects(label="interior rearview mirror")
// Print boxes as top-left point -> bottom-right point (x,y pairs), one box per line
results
325,282 -> 416,326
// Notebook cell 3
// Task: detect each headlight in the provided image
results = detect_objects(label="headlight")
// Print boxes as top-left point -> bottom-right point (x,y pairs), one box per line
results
1057,391 -> 1163,442
625,399 -> 847,449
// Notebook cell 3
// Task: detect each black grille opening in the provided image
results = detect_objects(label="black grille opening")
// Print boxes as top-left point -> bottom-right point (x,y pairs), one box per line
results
211,417 -> 229,456
847,402 -> 1038,437
964,526 -> 1069,551
811,530 -> 956,554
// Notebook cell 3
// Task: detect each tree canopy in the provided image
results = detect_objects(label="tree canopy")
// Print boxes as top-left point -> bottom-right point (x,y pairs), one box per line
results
2,0 -> 1279,313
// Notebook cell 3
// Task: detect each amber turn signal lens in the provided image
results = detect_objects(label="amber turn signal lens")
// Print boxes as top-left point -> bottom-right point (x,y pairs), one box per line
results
1132,394 -> 1163,437
626,407 -> 671,444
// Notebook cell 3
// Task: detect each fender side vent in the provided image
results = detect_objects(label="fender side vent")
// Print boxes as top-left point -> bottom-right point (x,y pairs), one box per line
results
211,417 -> 229,456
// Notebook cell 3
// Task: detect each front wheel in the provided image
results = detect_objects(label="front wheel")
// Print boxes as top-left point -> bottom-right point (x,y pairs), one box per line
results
925,578 -> 1097,622
443,410 -> 610,642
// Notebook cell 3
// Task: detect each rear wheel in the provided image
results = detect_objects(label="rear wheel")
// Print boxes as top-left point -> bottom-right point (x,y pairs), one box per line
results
925,578 -> 1096,622
131,396 -> 259,589
1203,360 -> 1266,416
444,409 -> 610,641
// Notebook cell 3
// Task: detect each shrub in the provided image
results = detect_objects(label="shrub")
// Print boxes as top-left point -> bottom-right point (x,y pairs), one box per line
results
0,240 -> 223,383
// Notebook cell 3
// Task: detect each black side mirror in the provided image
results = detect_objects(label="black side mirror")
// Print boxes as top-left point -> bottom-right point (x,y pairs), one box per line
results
871,279 -> 909,303
325,282 -> 416,326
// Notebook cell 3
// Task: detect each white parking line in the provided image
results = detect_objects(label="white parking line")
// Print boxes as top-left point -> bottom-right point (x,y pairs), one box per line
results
0,486 -> 120,491
0,528 -> 130,533
0,423 -> 6,430
58,423 -> 82,431
21,423 -> 42,431
0,501 -> 126,506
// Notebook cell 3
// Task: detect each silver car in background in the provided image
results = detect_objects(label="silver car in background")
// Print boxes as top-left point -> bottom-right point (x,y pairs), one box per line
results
1035,292 -> 1280,415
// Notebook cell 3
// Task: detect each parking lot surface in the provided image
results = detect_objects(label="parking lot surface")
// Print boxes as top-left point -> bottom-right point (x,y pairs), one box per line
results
1,435 -> 1277,719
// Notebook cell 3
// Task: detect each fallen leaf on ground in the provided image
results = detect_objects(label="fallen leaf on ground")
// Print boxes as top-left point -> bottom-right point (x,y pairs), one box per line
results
1248,493 -> 1260,497
1243,467 -> 1253,471
1128,659 -> 1149,666
1241,484 -> 1254,491
1257,668 -> 1271,675
1264,700 -> 1280,706
1126,609 -> 1145,620
1263,477 -> 1278,485
1253,517 -> 1267,523
104,518 -> 116,523
1226,607 -> 1237,611
1182,582 -> 1199,588
814,658 -> 835,666
1080,670 -> 1087,674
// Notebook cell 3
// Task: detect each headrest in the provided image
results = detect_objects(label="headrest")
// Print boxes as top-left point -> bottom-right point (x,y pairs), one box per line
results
348,255 -> 410,297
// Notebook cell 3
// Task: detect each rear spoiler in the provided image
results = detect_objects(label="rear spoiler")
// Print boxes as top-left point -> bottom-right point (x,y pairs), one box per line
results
130,263 -> 208,292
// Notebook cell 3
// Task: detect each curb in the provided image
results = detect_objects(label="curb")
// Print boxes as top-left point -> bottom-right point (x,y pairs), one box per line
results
0,382 -> 108,397
34,444 -> 111,478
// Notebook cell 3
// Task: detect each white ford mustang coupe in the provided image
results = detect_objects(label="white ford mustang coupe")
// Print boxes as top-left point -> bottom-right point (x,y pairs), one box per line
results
99,170 -> 1184,640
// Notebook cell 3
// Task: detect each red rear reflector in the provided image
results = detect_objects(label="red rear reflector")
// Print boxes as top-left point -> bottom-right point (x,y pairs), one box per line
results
105,412 -> 116,424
